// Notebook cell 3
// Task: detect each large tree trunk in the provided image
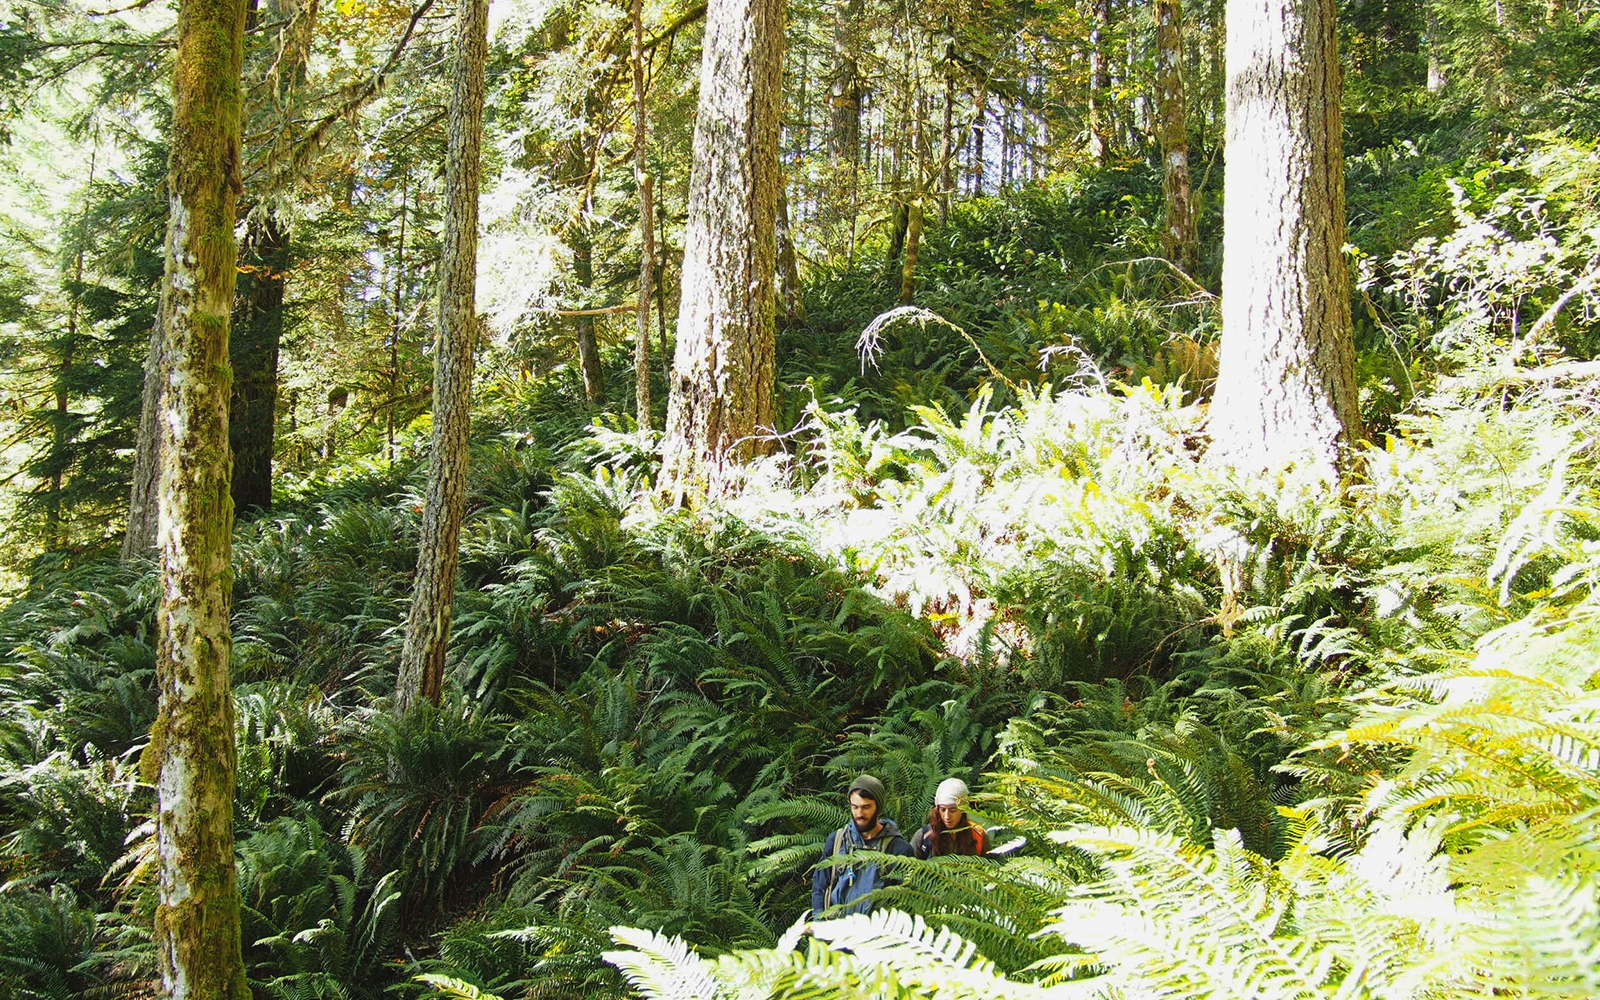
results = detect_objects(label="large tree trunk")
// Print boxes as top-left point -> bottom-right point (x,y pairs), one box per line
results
1208,0 -> 1359,476
631,0 -> 654,430
229,211 -> 285,513
1154,0 -> 1198,277
395,0 -> 488,715
143,0 -> 249,997
229,0 -> 315,515
658,0 -> 783,501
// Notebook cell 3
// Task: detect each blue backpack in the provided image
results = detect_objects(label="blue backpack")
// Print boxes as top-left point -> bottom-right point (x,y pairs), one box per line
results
821,823 -> 901,915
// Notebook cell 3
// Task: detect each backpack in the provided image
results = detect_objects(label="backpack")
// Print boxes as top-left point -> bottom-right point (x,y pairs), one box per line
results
821,823 -> 900,914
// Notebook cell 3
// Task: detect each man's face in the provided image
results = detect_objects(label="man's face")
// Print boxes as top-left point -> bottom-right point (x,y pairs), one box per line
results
849,790 -> 879,832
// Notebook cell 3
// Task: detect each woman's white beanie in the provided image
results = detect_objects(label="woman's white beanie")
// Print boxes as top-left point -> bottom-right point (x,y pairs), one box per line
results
934,778 -> 970,806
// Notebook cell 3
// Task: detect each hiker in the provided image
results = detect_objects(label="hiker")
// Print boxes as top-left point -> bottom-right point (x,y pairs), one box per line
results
910,778 -> 987,859
810,774 -> 914,918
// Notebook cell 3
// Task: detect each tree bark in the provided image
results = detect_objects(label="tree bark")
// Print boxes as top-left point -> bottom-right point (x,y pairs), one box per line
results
1154,0 -> 1198,277
899,196 -> 924,304
572,225 -> 605,405
1209,0 -> 1360,476
229,0 -> 316,515
395,0 -> 489,715
228,211 -> 285,514
827,0 -> 865,230
776,181 -> 806,323
631,0 -> 654,430
122,313 -> 164,560
143,0 -> 250,997
658,0 -> 782,501
1088,0 -> 1113,163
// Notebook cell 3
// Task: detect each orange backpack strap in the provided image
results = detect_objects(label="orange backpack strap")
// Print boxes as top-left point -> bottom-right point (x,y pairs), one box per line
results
974,824 -> 987,855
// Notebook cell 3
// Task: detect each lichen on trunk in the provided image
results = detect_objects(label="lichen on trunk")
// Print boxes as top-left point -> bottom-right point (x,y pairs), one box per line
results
146,0 -> 251,996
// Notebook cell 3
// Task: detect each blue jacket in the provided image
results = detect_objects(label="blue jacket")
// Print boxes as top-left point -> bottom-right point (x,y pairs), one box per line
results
810,818 -> 914,918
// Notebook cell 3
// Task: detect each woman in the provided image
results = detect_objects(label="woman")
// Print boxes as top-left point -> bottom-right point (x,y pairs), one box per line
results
911,778 -> 987,858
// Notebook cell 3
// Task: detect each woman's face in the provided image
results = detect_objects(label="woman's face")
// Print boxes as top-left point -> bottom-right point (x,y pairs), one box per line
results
936,803 -> 966,827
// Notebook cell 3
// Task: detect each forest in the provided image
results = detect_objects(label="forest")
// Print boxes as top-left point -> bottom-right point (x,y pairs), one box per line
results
0,0 -> 1598,995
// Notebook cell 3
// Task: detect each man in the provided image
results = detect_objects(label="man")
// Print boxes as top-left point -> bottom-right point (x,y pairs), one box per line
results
810,774 -> 914,918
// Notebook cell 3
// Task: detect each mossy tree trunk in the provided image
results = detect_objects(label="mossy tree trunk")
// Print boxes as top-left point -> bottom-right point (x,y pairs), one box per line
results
395,0 -> 489,715
658,0 -> 783,501
144,0 -> 250,996
1155,0 -> 1198,277
1209,0 -> 1360,476
631,0 -> 655,430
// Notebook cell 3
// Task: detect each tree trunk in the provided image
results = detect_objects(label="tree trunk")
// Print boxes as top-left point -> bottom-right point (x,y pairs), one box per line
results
229,211 -> 285,514
144,0 -> 250,997
899,196 -> 924,305
1209,0 -> 1359,476
776,181 -> 806,323
572,225 -> 605,405
1426,7 -> 1447,92
395,0 -> 488,715
122,313 -> 164,559
1088,0 -> 1113,163
658,0 -> 783,501
1154,0 -> 1198,277
631,0 -> 654,430
937,31 -> 955,224
229,0 -> 315,515
884,196 -> 909,285
388,172 -> 408,464
972,87 -> 986,193
827,0 -> 864,230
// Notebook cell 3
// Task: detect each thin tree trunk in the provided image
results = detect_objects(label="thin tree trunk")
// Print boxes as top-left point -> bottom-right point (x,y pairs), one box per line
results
631,0 -> 654,430
656,192 -> 669,365
1155,0 -> 1198,277
145,0 -> 249,996
122,312 -> 164,559
1088,0 -> 1113,163
658,0 -> 783,500
1209,0 -> 1359,476
572,225 -> 604,405
388,172 -> 407,464
828,0 -> 864,230
938,31 -> 955,224
972,87 -> 986,193
395,0 -> 489,715
899,196 -> 924,305
776,181 -> 806,323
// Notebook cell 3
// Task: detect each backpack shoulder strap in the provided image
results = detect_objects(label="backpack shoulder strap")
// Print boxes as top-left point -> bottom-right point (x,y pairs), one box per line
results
830,825 -> 853,857
974,824 -> 987,855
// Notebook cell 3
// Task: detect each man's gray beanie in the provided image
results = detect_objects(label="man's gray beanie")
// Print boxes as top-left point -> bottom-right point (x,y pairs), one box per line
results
848,774 -> 888,804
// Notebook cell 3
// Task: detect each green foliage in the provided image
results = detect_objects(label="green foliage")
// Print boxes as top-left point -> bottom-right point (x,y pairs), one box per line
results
328,700 -> 519,908
237,815 -> 404,999
0,886 -> 133,1000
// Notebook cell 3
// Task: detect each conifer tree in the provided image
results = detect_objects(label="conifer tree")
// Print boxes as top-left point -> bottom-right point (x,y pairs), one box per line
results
396,0 -> 489,714
658,0 -> 783,500
1208,0 -> 1359,475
